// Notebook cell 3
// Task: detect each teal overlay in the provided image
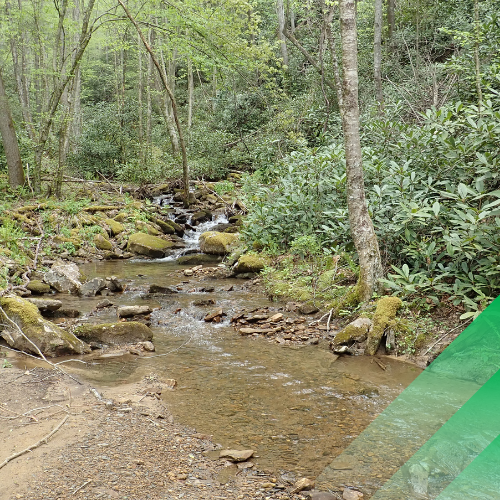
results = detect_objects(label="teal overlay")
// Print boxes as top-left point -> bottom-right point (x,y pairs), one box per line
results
316,296 -> 500,498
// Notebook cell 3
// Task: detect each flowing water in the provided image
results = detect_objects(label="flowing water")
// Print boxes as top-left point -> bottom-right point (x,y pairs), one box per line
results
18,201 -> 422,478
49,258 -> 421,478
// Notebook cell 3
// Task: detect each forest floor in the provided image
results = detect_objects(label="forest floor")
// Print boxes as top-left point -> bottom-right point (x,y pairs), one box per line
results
0,363 -> 320,500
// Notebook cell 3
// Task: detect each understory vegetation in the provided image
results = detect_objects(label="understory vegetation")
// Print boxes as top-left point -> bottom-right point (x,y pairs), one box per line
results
1,0 -> 499,330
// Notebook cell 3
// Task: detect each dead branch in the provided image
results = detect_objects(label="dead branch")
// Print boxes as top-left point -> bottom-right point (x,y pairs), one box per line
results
0,415 -> 68,470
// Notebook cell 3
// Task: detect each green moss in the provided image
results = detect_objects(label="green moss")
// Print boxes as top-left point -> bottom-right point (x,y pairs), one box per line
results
27,280 -> 51,294
135,220 -> 161,236
234,253 -> 269,274
94,234 -> 113,251
127,233 -> 174,258
104,218 -> 125,236
199,231 -> 239,255
366,296 -> 403,355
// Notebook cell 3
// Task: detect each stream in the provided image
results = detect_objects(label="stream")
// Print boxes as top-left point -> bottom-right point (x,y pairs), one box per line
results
17,198 -> 422,480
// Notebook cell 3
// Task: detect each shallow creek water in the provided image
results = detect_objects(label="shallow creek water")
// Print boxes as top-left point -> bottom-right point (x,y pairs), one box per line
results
48,259 -> 421,479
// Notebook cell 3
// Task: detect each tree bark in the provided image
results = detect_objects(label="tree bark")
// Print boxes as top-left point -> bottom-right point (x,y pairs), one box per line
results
276,0 -> 289,66
374,0 -> 384,114
387,0 -> 395,43
187,58 -> 194,130
339,0 -> 383,301
117,0 -> 189,206
0,67 -> 25,188
137,33 -> 144,164
474,0 -> 482,113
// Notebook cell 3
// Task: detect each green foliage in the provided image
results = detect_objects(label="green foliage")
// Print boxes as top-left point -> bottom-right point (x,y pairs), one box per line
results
213,180 -> 235,195
0,219 -> 26,253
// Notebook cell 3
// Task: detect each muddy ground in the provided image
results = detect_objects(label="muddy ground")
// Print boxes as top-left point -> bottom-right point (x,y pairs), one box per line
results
0,361 -> 337,500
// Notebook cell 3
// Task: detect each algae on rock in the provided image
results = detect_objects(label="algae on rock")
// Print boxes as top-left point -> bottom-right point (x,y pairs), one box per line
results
73,321 -> 153,344
0,295 -> 90,357
127,233 -> 174,258
199,231 -> 239,255
366,296 -> 403,355
234,253 -> 269,274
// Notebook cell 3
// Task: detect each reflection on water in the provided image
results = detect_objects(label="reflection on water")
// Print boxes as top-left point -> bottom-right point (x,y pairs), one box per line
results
39,260 -> 421,477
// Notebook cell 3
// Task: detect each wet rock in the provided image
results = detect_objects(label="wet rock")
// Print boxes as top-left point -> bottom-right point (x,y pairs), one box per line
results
137,341 -> 155,352
366,296 -> 402,355
343,489 -> 364,500
117,305 -> 152,318
96,299 -> 114,309
409,463 -> 428,497
94,233 -> 113,251
154,218 -> 175,235
228,215 -> 243,225
127,233 -> 175,258
199,231 -> 239,255
239,328 -> 274,335
233,254 -> 268,274
204,307 -> 225,322
269,313 -> 283,322
27,298 -> 63,312
55,308 -> 80,318
106,276 -> 124,292
193,299 -> 216,307
332,317 -> 372,347
26,280 -> 51,294
292,478 -> 315,493
149,284 -> 178,294
219,449 -> 254,462
104,218 -> 125,236
74,321 -> 153,345
211,223 -> 233,232
298,304 -> 320,315
177,253 -> 221,266
80,277 -> 107,297
44,262 -> 83,294
191,210 -> 212,225
0,295 -> 90,357
184,269 -> 194,276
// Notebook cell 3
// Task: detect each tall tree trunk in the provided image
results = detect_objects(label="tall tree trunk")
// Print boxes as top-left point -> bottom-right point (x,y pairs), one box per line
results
322,1 -> 343,111
0,66 -> 25,188
117,0 -> 189,206
387,0 -> 395,44
137,33 -> 144,164
276,0 -> 289,66
374,0 -> 384,114
339,0 -> 383,302
146,29 -> 153,148
187,58 -> 194,131
474,0 -> 482,113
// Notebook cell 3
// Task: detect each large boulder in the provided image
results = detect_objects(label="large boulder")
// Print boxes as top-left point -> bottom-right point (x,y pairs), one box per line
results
0,295 -> 90,357
94,233 -> 113,251
127,233 -> 175,258
80,277 -> 107,297
199,231 -> 239,255
44,262 -> 83,294
366,297 -> 403,355
73,321 -> 153,345
233,254 -> 268,274
135,220 -> 161,236
177,253 -> 221,266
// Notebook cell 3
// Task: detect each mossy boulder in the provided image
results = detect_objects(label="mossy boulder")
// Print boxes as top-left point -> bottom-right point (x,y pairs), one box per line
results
199,231 -> 239,255
154,219 -> 175,235
332,317 -> 373,346
114,213 -> 128,223
0,295 -> 90,357
191,210 -> 212,225
127,233 -> 174,258
104,218 -> 125,236
366,296 -> 403,355
135,220 -> 161,236
234,254 -> 269,274
27,280 -> 51,295
73,321 -> 153,345
177,253 -> 222,265
94,233 -> 113,251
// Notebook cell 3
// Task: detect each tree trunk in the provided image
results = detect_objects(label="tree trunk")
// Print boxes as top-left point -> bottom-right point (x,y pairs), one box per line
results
146,29 -> 153,148
137,33 -> 144,164
374,0 -> 384,114
187,58 -> 194,130
339,0 -> 383,301
387,0 -> 395,43
474,0 -> 482,113
117,0 -> 189,206
0,66 -> 25,188
276,0 -> 289,66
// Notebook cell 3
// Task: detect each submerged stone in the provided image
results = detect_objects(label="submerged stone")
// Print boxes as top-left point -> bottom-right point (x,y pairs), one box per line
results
73,321 -> 153,345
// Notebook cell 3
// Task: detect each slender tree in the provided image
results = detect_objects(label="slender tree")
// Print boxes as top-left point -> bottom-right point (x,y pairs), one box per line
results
277,0 -> 289,66
339,0 -> 383,301
0,66 -> 25,188
374,0 -> 384,113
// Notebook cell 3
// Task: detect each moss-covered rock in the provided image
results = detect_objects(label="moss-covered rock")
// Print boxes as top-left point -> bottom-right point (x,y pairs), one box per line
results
234,253 -> 269,274
0,295 -> 90,357
366,296 -> 403,355
191,210 -> 212,225
104,218 -> 125,236
332,317 -> 373,346
177,253 -> 222,265
27,280 -> 51,294
199,231 -> 239,255
94,233 -> 113,251
127,233 -> 174,258
135,220 -> 161,236
73,321 -> 153,345
114,213 -> 128,223
154,219 -> 175,234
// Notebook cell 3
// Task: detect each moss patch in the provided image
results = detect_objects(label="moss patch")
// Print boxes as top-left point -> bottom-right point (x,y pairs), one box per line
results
366,296 -> 403,355
199,231 -> 239,255
127,233 -> 174,258
234,253 -> 269,274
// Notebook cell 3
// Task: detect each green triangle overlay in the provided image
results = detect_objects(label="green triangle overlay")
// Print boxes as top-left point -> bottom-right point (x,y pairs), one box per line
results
316,295 -> 500,498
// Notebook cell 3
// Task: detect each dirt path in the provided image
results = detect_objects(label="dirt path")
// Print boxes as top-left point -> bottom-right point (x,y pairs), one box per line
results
0,362 -> 323,500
